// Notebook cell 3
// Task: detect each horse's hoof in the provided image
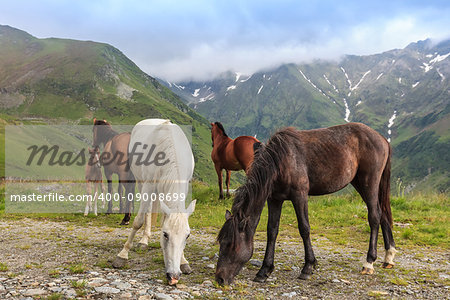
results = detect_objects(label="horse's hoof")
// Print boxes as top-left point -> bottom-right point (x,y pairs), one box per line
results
361,267 -> 374,275
181,264 -> 192,274
120,221 -> 130,226
112,256 -> 128,269
253,275 -> 268,283
298,273 -> 312,280
136,243 -> 148,251
382,262 -> 394,269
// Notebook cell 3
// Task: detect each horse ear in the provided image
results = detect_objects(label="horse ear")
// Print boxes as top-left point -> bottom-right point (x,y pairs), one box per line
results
160,201 -> 171,215
225,210 -> 232,220
186,199 -> 196,216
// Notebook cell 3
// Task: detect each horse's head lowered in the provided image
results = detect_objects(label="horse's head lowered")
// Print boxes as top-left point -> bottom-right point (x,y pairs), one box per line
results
216,209 -> 254,285
159,200 -> 197,285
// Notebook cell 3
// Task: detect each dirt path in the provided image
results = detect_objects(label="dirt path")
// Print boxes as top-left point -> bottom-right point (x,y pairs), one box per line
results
0,218 -> 449,299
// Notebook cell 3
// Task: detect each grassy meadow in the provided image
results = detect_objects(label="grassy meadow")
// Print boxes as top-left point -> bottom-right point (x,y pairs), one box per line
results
0,179 -> 448,251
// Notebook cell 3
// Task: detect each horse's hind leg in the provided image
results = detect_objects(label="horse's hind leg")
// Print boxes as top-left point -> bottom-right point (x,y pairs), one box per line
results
136,212 -> 153,250
254,198 -> 283,283
381,219 -> 396,268
215,165 -> 224,199
291,191 -> 317,280
352,178 -> 381,275
225,170 -> 231,198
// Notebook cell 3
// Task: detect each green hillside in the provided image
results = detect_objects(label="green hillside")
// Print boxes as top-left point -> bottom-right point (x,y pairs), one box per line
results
0,25 -> 215,183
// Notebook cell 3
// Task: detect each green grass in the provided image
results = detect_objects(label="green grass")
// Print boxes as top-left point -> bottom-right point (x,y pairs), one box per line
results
0,262 -> 8,272
67,263 -> 86,274
0,178 -> 448,250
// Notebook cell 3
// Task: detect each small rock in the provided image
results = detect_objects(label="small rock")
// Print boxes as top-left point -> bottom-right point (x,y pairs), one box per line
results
202,256 -> 209,260
49,287 -> 62,293
250,259 -> 263,267
138,296 -> 152,300
202,280 -> 213,287
281,291 -> 297,298
207,264 -> 215,269
176,283 -> 187,289
155,292 -> 174,300
111,280 -> 131,290
23,288 -> 46,296
192,291 -> 201,297
332,279 -> 340,283
64,288 -> 77,298
121,292 -> 133,298
88,277 -> 109,287
95,286 -> 121,294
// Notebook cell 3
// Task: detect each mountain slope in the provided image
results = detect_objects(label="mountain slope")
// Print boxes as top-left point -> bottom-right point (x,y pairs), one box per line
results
0,25 -> 215,183
166,40 -> 450,192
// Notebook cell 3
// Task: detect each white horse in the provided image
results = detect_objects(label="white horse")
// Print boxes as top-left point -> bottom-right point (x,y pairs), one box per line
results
112,119 -> 196,285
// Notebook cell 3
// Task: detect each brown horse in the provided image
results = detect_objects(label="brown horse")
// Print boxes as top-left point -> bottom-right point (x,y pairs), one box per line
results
216,123 -> 396,285
93,119 -> 135,225
211,122 -> 259,199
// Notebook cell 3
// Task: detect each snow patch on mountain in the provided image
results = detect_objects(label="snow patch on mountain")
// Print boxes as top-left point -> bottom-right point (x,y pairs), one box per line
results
343,98 -> 350,122
323,74 -> 339,93
297,68 -> 331,100
430,52 -> 450,64
412,81 -> 420,88
257,85 -> 263,95
376,73 -> 383,81
351,70 -> 371,91
387,111 -> 397,143
226,85 -> 236,91
192,88 -> 200,97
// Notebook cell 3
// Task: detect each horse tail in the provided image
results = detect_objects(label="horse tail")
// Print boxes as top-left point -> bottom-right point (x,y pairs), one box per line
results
379,143 -> 393,227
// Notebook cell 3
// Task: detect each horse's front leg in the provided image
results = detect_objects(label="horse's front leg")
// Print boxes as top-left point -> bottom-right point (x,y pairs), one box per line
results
225,170 -> 231,198
180,251 -> 192,274
84,181 -> 92,216
254,198 -> 283,283
112,209 -> 145,268
105,172 -> 113,214
291,191 -> 317,280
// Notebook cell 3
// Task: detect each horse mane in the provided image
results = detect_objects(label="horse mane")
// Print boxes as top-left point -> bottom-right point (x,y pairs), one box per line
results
218,127 -> 298,245
152,123 -> 193,212
214,122 -> 228,137
93,119 -> 119,145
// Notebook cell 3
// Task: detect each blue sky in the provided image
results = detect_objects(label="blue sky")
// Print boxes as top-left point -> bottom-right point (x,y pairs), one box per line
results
1,0 -> 449,81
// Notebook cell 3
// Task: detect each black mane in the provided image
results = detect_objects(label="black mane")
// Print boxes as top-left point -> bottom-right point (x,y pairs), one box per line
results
218,127 -> 296,244
215,122 -> 228,137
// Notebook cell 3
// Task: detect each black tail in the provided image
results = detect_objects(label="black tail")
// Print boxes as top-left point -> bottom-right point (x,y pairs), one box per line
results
379,144 -> 393,227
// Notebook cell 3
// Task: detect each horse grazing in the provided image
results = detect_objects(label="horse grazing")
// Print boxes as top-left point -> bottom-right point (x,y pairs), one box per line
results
216,123 -> 396,285
211,122 -> 259,199
84,147 -> 105,216
112,119 -> 196,286
92,119 -> 135,225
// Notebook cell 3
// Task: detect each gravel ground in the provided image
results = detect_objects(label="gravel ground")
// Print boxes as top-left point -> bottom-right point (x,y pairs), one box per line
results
0,218 -> 449,299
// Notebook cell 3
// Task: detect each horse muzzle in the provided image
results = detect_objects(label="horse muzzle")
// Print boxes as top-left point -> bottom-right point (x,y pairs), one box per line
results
166,272 -> 181,286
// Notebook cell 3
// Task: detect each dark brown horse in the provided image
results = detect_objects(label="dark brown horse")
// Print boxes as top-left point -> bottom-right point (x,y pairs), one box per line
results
93,119 -> 135,225
211,122 -> 259,199
216,123 -> 396,285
